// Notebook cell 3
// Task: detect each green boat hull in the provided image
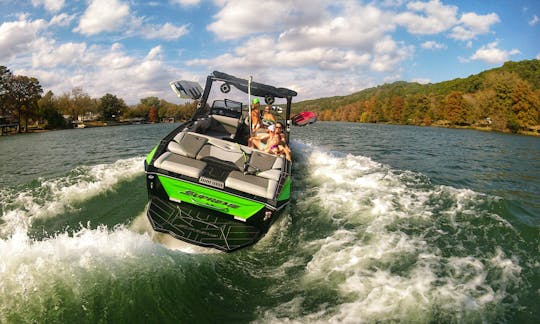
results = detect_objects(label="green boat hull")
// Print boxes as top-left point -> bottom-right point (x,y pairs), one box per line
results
145,173 -> 288,252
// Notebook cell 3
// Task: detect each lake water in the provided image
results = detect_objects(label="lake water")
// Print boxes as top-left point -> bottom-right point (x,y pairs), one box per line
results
1,122 -> 539,323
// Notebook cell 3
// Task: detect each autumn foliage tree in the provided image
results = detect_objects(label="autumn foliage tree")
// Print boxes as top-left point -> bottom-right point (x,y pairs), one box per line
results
148,106 -> 157,123
512,80 -> 539,129
298,59 -> 540,134
445,91 -> 467,125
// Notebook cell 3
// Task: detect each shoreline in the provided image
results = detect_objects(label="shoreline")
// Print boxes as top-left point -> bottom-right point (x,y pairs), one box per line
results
429,124 -> 540,137
2,121 -> 539,137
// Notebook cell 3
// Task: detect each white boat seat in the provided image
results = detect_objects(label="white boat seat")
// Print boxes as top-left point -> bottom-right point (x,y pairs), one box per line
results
256,169 -> 282,181
248,151 -> 284,173
170,132 -> 208,158
192,115 -> 240,139
196,144 -> 247,170
154,152 -> 207,178
225,171 -> 279,199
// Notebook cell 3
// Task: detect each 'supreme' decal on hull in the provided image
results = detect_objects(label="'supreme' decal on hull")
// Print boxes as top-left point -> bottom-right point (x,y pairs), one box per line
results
183,190 -> 240,209
157,175 -> 265,220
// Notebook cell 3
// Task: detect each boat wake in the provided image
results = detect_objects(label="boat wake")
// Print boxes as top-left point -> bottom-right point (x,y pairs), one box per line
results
0,157 -> 144,237
259,141 -> 525,323
0,144 -> 530,322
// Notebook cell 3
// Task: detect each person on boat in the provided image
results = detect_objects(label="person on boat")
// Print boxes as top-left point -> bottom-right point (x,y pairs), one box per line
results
248,122 -> 291,161
261,105 -> 276,127
248,123 -> 278,150
250,98 -> 262,133
267,122 -> 291,161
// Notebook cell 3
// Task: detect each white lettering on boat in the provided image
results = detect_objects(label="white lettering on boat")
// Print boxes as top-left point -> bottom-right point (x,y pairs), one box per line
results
198,176 -> 225,189
183,190 -> 240,209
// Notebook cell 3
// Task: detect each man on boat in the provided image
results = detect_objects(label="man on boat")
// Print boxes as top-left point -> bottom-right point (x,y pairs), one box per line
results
251,98 -> 262,133
261,105 -> 276,127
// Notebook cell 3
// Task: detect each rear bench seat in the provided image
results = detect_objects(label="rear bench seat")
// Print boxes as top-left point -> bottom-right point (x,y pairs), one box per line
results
154,131 -> 208,178
154,131 -> 286,199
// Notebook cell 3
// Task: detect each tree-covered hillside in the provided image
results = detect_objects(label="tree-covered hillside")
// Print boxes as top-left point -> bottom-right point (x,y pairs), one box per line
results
293,59 -> 540,133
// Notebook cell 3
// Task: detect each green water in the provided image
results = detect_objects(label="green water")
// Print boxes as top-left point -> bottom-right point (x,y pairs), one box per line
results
1,122 -> 539,323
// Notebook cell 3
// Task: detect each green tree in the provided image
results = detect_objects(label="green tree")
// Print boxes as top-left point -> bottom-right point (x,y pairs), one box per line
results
38,90 -> 67,129
140,96 -> 160,109
72,87 -> 99,117
8,75 -> 43,132
100,93 -> 127,121
0,66 -> 13,116
482,71 -> 521,131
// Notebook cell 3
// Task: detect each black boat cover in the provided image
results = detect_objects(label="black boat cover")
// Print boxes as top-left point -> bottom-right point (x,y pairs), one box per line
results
212,71 -> 297,98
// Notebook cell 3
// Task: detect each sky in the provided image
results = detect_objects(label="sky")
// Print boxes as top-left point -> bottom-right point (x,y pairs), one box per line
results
1,0 -> 539,105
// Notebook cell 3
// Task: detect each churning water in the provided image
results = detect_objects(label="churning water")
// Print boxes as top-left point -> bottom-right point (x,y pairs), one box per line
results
1,122 -> 538,323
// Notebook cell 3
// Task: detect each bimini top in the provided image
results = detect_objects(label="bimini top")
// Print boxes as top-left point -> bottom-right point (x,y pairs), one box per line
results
212,71 -> 297,98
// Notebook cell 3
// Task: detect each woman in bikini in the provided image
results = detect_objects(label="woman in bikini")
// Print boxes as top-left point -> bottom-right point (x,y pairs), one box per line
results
248,124 -> 277,149
266,123 -> 291,161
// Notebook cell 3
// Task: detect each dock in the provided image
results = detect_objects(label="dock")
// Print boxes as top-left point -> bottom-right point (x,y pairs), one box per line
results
0,117 -> 19,135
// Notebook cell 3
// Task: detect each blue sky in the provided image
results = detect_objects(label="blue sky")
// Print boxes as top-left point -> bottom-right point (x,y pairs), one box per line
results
1,0 -> 539,104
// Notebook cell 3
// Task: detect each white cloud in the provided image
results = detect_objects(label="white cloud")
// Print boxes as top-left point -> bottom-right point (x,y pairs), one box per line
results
32,41 -> 89,68
75,0 -> 130,35
470,42 -> 520,64
140,22 -> 189,40
371,37 -> 414,72
536,53 -> 540,60
204,1 -> 399,66
0,15 -> 47,59
49,13 -> 76,27
450,12 -> 499,40
421,40 -> 446,50
458,56 -> 470,63
145,45 -> 162,60
207,0 -> 326,40
380,0 -> 405,7
529,15 -> 539,26
74,0 -> 188,41
277,5 -> 394,52
31,0 -> 65,12
24,43 -> 181,104
411,77 -> 431,84
170,0 -> 201,6
189,0 -> 414,100
6,0 -> 533,104
394,0 -> 458,34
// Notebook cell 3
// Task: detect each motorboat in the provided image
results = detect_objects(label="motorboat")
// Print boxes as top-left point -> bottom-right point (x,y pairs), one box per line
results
144,71 -> 298,252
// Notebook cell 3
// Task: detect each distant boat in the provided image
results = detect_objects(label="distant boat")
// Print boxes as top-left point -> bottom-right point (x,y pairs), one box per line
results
72,120 -> 86,128
292,111 -> 317,126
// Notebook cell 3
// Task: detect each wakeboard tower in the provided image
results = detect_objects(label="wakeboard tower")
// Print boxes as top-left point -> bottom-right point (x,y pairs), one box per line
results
144,71 -> 298,252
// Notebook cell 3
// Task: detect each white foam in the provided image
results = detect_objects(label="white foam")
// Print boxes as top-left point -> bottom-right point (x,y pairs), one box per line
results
262,147 -> 522,322
0,224 -> 174,320
1,157 -> 144,236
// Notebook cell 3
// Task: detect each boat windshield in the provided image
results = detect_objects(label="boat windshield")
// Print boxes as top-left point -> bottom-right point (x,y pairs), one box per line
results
208,81 -> 288,122
211,99 -> 243,118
